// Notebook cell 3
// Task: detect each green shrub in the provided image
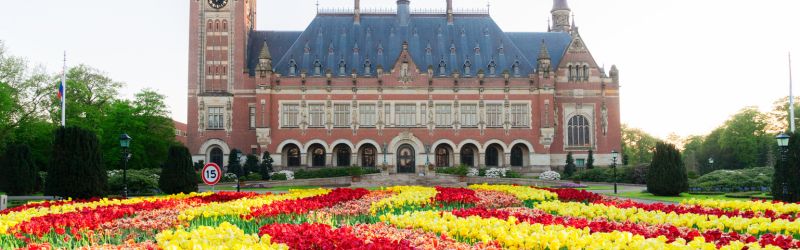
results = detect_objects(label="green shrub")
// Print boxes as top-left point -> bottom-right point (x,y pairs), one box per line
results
571,166 -> 640,184
159,145 -> 198,194
293,167 -> 377,179
271,173 -> 288,181
647,142 -> 688,196
227,149 -> 243,177
586,150 -> 595,169
243,154 -> 259,175
109,169 -> 160,196
243,172 -> 262,181
563,153 -> 577,178
505,171 -> 522,178
0,144 -> 38,195
436,165 -> 469,176
773,132 -> 800,202
260,152 -> 274,180
45,126 -> 108,199
693,167 -> 772,191
725,191 -> 762,198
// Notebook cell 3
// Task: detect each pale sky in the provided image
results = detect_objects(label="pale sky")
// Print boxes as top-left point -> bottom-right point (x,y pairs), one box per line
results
2,0 -> 799,139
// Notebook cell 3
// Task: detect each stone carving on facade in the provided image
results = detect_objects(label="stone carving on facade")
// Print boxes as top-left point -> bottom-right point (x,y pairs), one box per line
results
198,100 -> 205,131
325,97 -> 333,135
601,102 -> 608,136
256,128 -> 271,147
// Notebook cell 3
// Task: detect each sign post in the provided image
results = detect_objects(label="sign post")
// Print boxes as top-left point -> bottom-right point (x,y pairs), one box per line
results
202,163 -> 222,191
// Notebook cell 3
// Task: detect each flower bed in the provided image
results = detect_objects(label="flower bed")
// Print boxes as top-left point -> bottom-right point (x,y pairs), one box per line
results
2,185 -> 799,249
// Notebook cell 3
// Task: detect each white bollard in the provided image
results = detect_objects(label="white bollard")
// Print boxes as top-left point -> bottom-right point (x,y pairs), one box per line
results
0,195 -> 7,210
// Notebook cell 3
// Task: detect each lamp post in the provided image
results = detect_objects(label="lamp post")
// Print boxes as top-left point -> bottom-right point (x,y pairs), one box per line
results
611,150 -> 619,194
119,134 -> 132,199
708,157 -> 714,171
235,150 -> 242,192
777,133 -> 791,198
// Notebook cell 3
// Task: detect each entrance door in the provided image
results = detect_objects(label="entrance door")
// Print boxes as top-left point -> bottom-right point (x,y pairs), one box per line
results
397,144 -> 416,173
210,148 -> 224,167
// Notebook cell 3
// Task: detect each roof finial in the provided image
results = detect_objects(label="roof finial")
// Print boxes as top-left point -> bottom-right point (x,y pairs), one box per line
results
315,0 -> 320,14
538,40 -> 550,60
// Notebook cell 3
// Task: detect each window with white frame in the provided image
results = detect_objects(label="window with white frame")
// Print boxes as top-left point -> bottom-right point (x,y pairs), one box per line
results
208,107 -> 224,129
511,104 -> 530,127
395,104 -> 416,127
419,104 -> 427,125
384,104 -> 392,125
460,104 -> 478,127
281,104 -> 299,127
308,104 -> 324,127
359,104 -> 376,127
334,104 -> 350,127
249,107 -> 256,129
435,104 -> 452,127
486,104 -> 503,127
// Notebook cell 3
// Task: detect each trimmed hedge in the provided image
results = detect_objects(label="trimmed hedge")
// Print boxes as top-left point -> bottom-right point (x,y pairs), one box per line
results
570,165 -> 648,184
691,167 -> 771,191
293,167 -> 379,179
45,126 -> 107,199
647,142 -> 688,196
109,169 -> 160,196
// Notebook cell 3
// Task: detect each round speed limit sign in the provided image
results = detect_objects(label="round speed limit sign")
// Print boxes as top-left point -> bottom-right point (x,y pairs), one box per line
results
202,163 -> 222,186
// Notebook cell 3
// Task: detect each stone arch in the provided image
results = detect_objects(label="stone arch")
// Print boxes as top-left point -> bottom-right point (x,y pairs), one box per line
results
431,139 -> 458,153
276,139 -> 304,154
565,112 -> 593,147
388,132 -> 425,156
330,139 -> 356,152
457,139 -> 483,153
481,139 -> 509,152
199,138 -> 231,155
355,139 -> 383,154
509,139 -> 535,154
304,139 -> 330,153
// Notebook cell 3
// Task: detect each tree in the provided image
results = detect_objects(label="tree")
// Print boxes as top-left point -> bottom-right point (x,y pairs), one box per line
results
586,150 -> 595,169
159,145 -> 198,194
243,154 -> 259,175
621,124 -> 662,166
0,144 -> 37,195
563,152 -> 576,178
0,42 -> 53,148
260,152 -> 274,180
45,126 -> 107,199
260,151 -> 274,180
227,149 -> 243,178
647,142 -> 688,196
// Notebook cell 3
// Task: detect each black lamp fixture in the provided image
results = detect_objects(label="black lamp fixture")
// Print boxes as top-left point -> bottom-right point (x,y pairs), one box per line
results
119,134 -> 132,198
611,149 -> 619,194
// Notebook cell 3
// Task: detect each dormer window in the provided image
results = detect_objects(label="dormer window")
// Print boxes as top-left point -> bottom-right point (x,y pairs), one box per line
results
488,60 -> 497,76
438,57 -> 447,76
338,57 -> 347,76
363,58 -> 372,76
512,60 -> 521,77
463,57 -> 472,76
288,59 -> 297,76
313,59 -> 322,76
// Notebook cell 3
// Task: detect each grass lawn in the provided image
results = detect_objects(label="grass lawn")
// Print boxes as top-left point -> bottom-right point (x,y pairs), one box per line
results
212,185 -> 321,192
610,191 -> 754,203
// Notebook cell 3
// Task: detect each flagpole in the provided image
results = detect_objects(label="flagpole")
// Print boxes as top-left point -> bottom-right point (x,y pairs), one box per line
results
791,52 -> 795,133
61,51 -> 66,127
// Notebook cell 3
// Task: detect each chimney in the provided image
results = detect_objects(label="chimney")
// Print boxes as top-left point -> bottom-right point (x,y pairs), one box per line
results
397,0 -> 410,26
447,0 -> 453,24
354,0 -> 361,24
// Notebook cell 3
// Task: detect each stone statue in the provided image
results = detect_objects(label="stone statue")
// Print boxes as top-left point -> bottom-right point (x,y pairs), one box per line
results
601,103 -> 609,135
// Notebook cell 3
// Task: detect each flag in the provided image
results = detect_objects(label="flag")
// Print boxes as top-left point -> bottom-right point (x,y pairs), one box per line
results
57,81 -> 64,101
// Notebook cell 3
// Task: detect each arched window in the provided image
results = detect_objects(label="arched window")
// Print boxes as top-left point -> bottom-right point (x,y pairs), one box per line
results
583,65 -> 589,81
511,145 -> 525,167
568,115 -> 591,147
568,65 -> 574,81
575,65 -> 582,81
210,147 -> 224,167
435,146 -> 451,167
215,20 -> 220,32
460,147 -> 475,167
207,20 -> 214,31
309,145 -> 326,167
222,20 -> 228,32
335,145 -> 351,167
485,146 -> 499,167
360,145 -> 376,167
285,145 -> 301,167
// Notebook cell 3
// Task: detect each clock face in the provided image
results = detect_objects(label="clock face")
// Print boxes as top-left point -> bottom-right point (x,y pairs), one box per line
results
208,0 -> 228,9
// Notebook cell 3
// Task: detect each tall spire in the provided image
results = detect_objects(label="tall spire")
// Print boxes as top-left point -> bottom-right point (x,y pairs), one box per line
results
354,0 -> 361,24
397,0 -> 410,26
550,0 -> 571,32
446,0 -> 454,24
538,40 -> 551,60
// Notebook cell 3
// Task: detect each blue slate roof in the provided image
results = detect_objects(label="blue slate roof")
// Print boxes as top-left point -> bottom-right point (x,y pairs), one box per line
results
247,14 -> 572,77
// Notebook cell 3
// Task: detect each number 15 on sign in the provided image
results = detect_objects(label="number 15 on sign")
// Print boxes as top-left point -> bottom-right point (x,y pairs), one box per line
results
202,163 -> 222,191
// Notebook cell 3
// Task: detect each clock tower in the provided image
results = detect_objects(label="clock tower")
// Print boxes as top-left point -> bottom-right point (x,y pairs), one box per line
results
188,0 -> 257,162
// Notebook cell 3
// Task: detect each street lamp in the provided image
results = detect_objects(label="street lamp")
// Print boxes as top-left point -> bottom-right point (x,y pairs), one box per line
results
777,133 -> 791,198
234,150 -> 242,192
611,150 -> 619,194
119,134 -> 132,198
708,157 -> 714,171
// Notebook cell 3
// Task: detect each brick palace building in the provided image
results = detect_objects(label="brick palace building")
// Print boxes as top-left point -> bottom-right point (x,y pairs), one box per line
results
187,0 -> 622,174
